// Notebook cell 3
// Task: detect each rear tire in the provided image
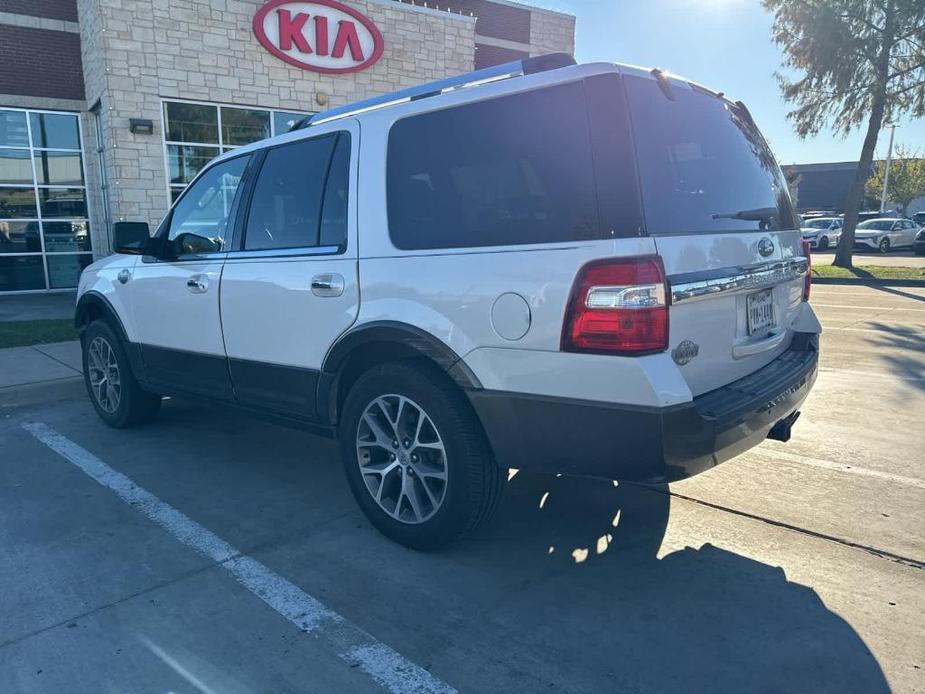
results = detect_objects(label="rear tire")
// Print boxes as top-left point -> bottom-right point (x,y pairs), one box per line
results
81,320 -> 161,428
339,361 -> 504,550
879,237 -> 891,253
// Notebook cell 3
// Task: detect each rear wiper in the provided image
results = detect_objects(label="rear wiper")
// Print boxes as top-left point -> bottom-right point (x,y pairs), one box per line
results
711,206 -> 778,221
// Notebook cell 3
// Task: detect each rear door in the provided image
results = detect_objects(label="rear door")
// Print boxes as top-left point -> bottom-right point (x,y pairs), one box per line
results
219,126 -> 358,418
619,68 -> 806,396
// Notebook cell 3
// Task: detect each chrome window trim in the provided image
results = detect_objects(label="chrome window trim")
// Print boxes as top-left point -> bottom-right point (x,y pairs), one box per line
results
669,257 -> 809,305
225,245 -> 343,260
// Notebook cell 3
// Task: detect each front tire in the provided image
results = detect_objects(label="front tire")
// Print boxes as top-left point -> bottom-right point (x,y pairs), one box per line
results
817,236 -> 829,251
81,320 -> 161,428
339,361 -> 504,550
879,237 -> 891,253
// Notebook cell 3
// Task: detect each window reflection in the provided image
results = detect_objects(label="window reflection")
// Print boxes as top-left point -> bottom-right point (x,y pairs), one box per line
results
30,113 -> 81,150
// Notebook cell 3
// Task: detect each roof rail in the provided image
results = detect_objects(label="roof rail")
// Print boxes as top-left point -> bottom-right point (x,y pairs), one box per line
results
294,52 -> 576,129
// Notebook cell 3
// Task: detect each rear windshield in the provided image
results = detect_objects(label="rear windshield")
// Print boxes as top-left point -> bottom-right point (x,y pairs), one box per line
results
623,74 -> 797,235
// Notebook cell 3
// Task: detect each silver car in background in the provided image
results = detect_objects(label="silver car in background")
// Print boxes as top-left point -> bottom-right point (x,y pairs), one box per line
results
854,218 -> 921,253
800,217 -> 842,251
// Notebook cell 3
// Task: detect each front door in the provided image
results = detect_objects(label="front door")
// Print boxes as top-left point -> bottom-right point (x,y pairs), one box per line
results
129,154 -> 251,399
220,127 -> 359,418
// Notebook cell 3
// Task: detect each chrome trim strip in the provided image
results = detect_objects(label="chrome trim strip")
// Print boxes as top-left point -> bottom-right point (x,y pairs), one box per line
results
669,257 -> 808,304
224,245 -> 343,260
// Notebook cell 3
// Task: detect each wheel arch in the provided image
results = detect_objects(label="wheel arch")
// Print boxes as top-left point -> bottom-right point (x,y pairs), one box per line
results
75,291 -> 129,341
317,321 -> 481,427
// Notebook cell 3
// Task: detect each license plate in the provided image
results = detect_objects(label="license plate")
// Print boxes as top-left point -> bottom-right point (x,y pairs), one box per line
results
747,289 -> 775,336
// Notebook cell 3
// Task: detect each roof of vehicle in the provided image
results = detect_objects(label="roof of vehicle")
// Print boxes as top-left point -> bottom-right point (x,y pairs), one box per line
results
205,53 -> 739,169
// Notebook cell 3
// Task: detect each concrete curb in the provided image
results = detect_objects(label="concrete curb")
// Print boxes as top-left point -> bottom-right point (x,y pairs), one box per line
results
812,277 -> 925,287
0,377 -> 85,410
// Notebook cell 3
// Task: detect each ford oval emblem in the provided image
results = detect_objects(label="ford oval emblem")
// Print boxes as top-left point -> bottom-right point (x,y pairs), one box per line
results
672,339 -> 700,366
758,238 -> 775,257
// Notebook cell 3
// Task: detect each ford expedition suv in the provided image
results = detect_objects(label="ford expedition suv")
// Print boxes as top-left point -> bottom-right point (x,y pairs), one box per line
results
76,54 -> 820,549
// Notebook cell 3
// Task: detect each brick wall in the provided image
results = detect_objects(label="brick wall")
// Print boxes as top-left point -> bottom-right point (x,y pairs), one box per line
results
0,0 -> 79,21
474,42 -> 527,69
81,0 -> 476,232
398,0 -> 530,43
0,25 -> 85,100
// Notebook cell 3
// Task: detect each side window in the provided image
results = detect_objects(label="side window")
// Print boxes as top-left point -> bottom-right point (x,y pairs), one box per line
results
244,134 -> 341,251
387,83 -> 602,250
168,155 -> 249,254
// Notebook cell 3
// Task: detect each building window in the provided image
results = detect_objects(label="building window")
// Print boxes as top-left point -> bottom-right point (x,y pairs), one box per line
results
0,108 -> 91,292
163,101 -> 312,202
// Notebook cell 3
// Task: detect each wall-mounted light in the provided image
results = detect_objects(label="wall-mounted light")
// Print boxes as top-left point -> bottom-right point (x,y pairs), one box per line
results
129,118 -> 154,135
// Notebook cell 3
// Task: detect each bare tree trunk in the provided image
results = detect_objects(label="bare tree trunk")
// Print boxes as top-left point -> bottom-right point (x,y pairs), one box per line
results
834,0 -> 895,268
835,99 -> 886,267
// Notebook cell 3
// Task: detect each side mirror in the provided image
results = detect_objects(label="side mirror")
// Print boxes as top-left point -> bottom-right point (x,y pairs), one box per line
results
113,221 -> 151,254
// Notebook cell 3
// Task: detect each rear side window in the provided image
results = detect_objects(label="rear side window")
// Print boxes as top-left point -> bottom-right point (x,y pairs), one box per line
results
623,74 -> 797,234
387,83 -> 603,250
244,133 -> 349,251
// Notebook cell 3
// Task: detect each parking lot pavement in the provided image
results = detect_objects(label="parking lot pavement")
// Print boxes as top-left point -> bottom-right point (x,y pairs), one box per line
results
1,283 -> 922,693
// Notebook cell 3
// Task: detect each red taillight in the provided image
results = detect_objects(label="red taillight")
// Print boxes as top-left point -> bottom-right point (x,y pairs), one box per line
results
801,240 -> 812,301
561,256 -> 669,355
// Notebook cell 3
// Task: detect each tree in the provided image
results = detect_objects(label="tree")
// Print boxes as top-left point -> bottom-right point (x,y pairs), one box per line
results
865,145 -> 925,215
762,0 -> 925,267
784,168 -> 802,209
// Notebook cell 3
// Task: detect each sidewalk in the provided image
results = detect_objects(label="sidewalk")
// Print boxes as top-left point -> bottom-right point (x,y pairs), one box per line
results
0,340 -> 84,407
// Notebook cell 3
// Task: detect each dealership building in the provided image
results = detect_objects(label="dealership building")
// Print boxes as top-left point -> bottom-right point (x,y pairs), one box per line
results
0,0 -> 574,292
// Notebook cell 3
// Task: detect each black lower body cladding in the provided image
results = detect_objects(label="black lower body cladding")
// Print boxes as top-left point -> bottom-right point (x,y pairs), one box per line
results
468,333 -> 819,482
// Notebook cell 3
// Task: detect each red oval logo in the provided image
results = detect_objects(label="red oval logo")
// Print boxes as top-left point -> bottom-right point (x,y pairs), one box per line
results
253,0 -> 384,74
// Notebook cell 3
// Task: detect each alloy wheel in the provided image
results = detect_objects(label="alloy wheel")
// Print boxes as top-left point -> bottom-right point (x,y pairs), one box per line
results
355,394 -> 448,524
87,336 -> 121,414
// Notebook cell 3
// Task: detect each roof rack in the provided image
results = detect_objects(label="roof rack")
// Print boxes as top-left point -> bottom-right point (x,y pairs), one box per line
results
294,52 -> 576,130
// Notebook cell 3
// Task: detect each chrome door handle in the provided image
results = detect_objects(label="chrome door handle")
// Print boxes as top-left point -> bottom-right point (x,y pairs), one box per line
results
311,273 -> 344,297
186,275 -> 208,293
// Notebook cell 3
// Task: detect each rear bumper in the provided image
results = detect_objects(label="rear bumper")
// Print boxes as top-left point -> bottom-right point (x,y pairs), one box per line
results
468,333 -> 818,482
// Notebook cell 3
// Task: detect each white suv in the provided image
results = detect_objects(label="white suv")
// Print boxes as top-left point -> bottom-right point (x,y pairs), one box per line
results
76,55 -> 821,549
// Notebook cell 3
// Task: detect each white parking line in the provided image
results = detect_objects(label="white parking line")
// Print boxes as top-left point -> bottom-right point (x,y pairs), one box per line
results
22,421 -> 455,694
817,366 -> 925,382
750,447 -> 925,490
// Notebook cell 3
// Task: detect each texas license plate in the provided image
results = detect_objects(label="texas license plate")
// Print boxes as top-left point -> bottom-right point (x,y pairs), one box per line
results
747,289 -> 775,336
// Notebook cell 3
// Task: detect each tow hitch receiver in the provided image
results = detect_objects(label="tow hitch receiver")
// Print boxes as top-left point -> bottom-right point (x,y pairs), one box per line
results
767,410 -> 801,443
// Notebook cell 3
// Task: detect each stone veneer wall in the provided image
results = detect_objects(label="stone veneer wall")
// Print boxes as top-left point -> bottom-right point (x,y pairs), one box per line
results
528,7 -> 574,58
77,0 -> 476,253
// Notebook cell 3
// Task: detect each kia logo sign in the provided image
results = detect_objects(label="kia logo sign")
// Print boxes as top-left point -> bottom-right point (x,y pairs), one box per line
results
253,0 -> 384,74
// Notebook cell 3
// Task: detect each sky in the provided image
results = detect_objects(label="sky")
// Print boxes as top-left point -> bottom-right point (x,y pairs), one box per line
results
524,0 -> 925,166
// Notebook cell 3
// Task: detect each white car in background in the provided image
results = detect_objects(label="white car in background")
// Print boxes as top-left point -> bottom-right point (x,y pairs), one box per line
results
854,218 -> 920,253
800,217 -> 842,250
